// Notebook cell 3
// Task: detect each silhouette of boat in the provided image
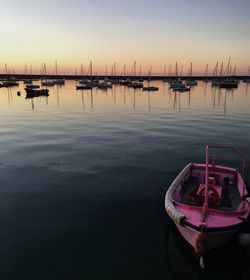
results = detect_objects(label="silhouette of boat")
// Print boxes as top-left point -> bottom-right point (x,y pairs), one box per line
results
25,88 -> 49,98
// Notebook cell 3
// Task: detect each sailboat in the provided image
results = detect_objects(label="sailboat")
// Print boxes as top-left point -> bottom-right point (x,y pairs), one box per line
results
185,63 -> 197,86
142,66 -> 159,91
76,61 -> 98,90
211,61 -> 221,87
23,64 -> 33,85
41,63 -> 55,87
219,57 -> 238,89
243,66 -> 250,83
1,64 -> 19,87
170,63 -> 190,92
128,61 -> 143,89
53,60 -> 65,85
165,145 -> 250,268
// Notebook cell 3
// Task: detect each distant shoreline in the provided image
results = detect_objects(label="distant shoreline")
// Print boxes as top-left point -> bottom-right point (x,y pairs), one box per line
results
0,74 -> 249,80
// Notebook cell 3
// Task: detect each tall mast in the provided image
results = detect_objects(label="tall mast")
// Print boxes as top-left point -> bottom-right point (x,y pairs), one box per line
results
233,64 -> 236,76
219,61 -> 224,77
205,64 -> 208,77
215,61 -> 218,77
147,66 -> 152,87
24,64 -> 27,75
114,62 -> 116,76
226,56 -> 231,77
175,62 -> 178,80
163,64 -> 166,77
55,60 -> 58,76
169,64 -> 172,77
90,61 -> 92,78
81,64 -> 83,78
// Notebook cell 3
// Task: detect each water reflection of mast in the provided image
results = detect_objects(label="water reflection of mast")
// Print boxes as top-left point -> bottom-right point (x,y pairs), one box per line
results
173,92 -> 177,110
123,85 -> 126,104
204,81 -> 208,101
224,90 -> 227,115
81,90 -> 85,111
147,91 -> 151,112
178,92 -> 181,112
212,86 -> 216,109
90,88 -> 93,110
133,89 -> 136,110
218,88 -> 222,106
31,98 -> 35,110
7,87 -> 12,108
113,84 -> 116,104
56,85 -> 60,107
188,88 -> 191,108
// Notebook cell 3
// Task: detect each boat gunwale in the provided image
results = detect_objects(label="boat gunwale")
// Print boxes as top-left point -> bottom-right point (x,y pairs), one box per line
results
181,219 -> 244,233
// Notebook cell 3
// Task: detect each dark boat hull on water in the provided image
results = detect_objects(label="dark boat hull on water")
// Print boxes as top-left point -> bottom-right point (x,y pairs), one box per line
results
219,80 -> 238,89
76,85 -> 92,90
25,88 -> 49,98
142,86 -> 159,91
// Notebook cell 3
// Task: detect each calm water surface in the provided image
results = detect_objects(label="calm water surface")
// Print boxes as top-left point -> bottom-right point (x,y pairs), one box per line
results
0,81 -> 250,279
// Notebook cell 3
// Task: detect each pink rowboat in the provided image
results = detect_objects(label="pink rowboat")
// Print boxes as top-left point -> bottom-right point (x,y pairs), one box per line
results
165,145 -> 250,267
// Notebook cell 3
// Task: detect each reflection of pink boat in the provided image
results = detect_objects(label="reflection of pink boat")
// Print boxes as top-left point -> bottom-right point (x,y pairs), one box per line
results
165,146 -> 250,267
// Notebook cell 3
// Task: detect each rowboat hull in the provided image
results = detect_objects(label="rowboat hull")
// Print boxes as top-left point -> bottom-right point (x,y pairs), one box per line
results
175,222 -> 239,253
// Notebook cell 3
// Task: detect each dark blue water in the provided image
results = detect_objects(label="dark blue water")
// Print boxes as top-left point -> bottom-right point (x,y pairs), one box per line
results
0,81 -> 250,279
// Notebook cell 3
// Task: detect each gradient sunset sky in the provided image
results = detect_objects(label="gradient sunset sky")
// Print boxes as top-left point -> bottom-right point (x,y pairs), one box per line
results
1,0 -> 250,75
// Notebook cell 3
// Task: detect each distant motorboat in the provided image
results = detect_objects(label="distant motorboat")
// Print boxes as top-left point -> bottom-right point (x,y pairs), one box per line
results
170,81 -> 190,92
119,79 -> 131,86
211,79 -> 221,87
219,80 -> 238,89
41,81 -> 55,87
1,80 -> 19,87
142,86 -> 159,91
128,81 -> 144,89
23,79 -> 33,85
97,81 -> 112,89
53,79 -> 65,85
26,84 -> 40,89
25,88 -> 49,98
185,80 -> 197,86
76,84 -> 92,90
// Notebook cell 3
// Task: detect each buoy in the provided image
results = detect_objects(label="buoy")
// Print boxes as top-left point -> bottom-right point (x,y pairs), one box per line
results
238,232 -> 250,246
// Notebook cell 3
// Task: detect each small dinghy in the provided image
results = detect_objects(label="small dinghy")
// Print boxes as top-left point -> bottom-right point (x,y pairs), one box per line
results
165,145 -> 250,267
